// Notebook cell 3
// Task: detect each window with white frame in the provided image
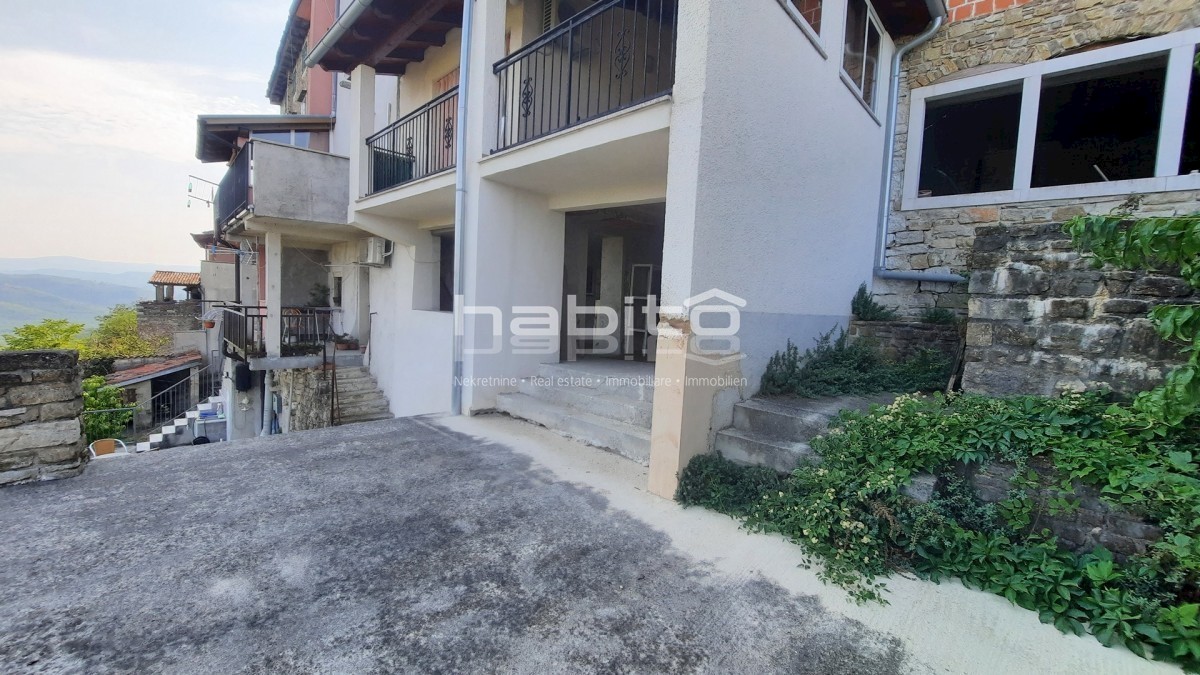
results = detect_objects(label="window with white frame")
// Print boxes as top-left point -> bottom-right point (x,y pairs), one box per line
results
786,0 -> 823,35
842,0 -> 881,108
904,30 -> 1200,209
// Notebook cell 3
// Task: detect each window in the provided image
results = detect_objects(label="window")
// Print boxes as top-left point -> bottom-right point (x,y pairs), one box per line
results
331,276 -> 343,308
438,233 -> 454,313
904,28 -> 1200,208
1032,57 -> 1167,187
920,87 -> 1023,197
787,0 -> 822,34
842,0 -> 881,108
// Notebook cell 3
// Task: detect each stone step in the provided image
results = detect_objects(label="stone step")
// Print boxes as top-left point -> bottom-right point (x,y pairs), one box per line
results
496,392 -> 650,465
333,349 -> 365,367
535,362 -> 655,403
517,378 -> 653,429
135,441 -> 151,453
339,411 -> 394,425
714,428 -> 818,474
334,378 -> 381,394
732,395 -> 896,441
339,402 -> 391,417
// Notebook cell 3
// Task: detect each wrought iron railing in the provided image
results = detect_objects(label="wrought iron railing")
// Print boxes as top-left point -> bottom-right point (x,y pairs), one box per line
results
493,0 -> 677,152
215,144 -> 251,231
366,87 -> 459,195
220,305 -> 335,361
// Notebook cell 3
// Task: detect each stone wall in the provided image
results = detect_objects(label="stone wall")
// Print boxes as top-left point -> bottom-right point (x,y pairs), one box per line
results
137,300 -> 202,347
273,367 -> 332,432
874,0 -> 1200,316
962,222 -> 1191,396
847,319 -> 962,360
0,350 -> 87,487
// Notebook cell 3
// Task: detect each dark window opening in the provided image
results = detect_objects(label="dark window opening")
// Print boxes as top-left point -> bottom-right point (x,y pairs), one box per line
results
919,88 -> 1022,197
331,276 -> 343,308
1032,56 -> 1168,188
1181,47 -> 1200,176
438,234 -> 455,313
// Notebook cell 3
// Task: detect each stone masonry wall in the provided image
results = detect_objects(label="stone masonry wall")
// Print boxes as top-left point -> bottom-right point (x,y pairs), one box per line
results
847,319 -> 962,360
962,222 -> 1192,397
0,350 -> 87,486
874,0 -> 1200,316
137,300 -> 202,348
273,367 -> 332,433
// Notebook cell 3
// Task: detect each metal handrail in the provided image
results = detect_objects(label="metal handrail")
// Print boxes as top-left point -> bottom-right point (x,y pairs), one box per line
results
215,144 -> 251,230
367,87 -> 459,144
493,0 -> 622,72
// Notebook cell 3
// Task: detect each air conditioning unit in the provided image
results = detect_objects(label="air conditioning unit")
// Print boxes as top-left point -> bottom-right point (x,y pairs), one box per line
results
360,236 -> 391,267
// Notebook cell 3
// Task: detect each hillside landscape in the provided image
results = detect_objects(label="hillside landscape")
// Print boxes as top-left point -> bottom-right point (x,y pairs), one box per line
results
0,258 -> 199,335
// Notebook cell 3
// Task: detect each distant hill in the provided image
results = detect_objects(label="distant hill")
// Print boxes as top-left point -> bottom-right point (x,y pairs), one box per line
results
0,257 -> 199,300
0,273 -> 145,335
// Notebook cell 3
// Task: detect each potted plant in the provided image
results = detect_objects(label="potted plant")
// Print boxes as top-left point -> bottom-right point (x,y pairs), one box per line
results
202,319 -> 217,329
334,334 -> 359,351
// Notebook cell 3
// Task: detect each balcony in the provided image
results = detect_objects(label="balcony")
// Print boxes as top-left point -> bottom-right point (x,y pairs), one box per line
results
214,140 -> 352,240
366,87 -> 459,196
221,305 -> 335,364
493,0 -> 677,153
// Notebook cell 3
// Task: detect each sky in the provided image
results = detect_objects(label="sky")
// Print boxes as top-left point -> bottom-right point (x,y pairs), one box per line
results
0,0 -> 291,267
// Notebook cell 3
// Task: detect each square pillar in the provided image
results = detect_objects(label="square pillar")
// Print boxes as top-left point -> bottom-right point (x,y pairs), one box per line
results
264,231 -> 283,358
348,64 -> 377,208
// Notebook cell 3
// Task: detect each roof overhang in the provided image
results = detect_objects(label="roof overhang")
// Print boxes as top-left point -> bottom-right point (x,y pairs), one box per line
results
314,0 -> 464,75
195,114 -> 334,162
875,0 -> 947,37
268,0 -> 312,105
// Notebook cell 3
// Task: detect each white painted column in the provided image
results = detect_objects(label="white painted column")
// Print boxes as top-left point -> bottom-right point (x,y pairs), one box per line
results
264,231 -> 283,358
348,64 -> 377,211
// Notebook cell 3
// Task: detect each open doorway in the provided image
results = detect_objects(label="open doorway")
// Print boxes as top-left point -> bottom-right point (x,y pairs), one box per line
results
561,204 -> 665,362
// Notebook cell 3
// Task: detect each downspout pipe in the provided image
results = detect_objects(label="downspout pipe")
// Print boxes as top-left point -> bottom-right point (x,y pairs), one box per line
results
304,0 -> 374,69
451,0 -> 474,416
874,4 -> 965,286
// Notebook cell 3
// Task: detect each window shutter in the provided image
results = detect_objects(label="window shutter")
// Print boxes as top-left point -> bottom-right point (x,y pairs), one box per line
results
541,0 -> 554,32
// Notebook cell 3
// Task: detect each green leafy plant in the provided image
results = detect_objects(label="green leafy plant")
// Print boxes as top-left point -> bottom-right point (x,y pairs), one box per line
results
677,390 -> 1200,669
851,283 -> 898,321
1,319 -> 85,351
920,307 -> 958,325
676,453 -> 783,518
1065,210 -> 1200,425
760,329 -> 951,398
82,375 -> 134,443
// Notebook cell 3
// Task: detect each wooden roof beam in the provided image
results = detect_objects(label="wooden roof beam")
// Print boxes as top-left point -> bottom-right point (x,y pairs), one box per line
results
365,0 -> 457,66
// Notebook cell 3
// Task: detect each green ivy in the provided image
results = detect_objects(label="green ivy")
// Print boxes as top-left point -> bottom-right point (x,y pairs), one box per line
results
1065,211 -> 1200,425
678,391 -> 1200,670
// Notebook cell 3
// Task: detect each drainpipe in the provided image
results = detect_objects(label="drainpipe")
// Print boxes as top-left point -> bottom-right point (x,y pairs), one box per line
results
451,0 -> 474,416
304,0 -> 375,69
874,3 -> 965,286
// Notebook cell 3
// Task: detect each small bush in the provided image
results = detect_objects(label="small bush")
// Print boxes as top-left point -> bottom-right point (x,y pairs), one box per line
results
676,454 -> 783,518
920,307 -> 958,325
82,376 -> 133,443
851,283 -> 898,322
760,330 -> 951,398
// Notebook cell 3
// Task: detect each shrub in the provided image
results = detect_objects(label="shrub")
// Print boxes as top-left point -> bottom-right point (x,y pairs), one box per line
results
851,283 -> 898,321
679,391 -> 1200,669
920,307 -> 958,325
676,454 -> 784,518
82,376 -> 134,443
760,329 -> 951,398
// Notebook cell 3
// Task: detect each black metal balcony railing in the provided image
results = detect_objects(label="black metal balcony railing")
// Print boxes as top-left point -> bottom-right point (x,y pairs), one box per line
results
366,87 -> 459,195
220,305 -> 334,361
494,0 -> 677,153
215,144 -> 251,231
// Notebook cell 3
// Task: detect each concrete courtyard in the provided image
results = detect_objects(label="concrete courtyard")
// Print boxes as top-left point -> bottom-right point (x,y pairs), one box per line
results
0,415 -> 1173,673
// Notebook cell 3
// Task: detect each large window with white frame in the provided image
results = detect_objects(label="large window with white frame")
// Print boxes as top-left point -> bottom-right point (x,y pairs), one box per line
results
903,29 -> 1200,210
842,0 -> 882,109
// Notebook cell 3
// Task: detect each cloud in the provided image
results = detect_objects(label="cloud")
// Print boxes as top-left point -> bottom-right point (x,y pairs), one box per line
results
0,49 -> 275,164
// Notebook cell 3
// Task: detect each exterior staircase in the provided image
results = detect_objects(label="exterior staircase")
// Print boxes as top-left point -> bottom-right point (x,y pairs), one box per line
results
135,396 -> 219,453
495,361 -> 654,465
334,366 -> 393,425
714,394 -> 896,473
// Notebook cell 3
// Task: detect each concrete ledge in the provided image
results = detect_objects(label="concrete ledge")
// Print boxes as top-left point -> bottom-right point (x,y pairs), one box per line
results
249,355 -> 324,371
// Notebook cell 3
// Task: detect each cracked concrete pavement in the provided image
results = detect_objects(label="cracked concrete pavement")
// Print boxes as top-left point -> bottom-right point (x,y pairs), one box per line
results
0,415 -> 1173,673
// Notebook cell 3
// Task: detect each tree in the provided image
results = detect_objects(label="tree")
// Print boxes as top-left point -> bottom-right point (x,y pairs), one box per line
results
0,319 -> 85,351
82,305 -> 166,361
82,375 -> 134,443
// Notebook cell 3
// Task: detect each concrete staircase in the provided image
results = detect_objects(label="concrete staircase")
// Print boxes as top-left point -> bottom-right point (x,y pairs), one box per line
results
495,361 -> 654,465
714,394 -> 896,473
334,366 -> 393,425
135,397 -> 219,453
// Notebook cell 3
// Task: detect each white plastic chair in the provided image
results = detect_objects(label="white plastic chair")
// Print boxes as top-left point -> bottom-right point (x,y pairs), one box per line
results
88,439 -> 129,458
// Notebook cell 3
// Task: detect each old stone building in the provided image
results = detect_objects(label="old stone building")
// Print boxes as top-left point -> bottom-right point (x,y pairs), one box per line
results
0,350 -> 87,487
873,0 -> 1200,395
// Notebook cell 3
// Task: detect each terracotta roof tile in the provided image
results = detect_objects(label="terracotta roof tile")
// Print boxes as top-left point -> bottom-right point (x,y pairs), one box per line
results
105,351 -> 204,387
149,271 -> 201,286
